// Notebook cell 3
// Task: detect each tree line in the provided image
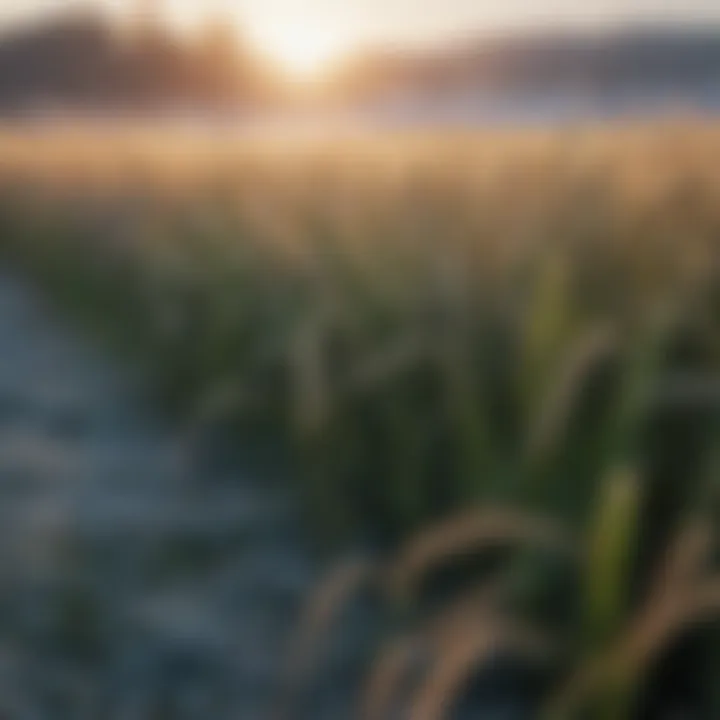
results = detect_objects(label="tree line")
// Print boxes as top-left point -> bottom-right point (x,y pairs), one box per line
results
0,9 -> 277,113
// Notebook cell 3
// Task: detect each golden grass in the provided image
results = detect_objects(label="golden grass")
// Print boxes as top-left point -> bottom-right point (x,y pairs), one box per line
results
2,120 -> 720,717
387,508 -> 575,603
274,557 -> 376,720
546,515 -> 720,720
407,617 -> 551,720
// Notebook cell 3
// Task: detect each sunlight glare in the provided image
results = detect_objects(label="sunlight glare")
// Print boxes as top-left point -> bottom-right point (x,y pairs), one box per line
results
118,0 -> 354,82
251,22 -> 350,81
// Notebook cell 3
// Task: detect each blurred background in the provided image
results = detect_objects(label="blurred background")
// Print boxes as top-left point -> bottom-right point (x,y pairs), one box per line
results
0,2 -> 719,720
3,0 -> 720,126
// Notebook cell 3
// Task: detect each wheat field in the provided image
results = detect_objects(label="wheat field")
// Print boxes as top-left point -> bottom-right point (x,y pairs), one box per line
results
1,122 -> 720,718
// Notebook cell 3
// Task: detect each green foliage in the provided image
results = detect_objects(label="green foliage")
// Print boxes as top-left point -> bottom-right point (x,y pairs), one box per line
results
1,125 -> 720,716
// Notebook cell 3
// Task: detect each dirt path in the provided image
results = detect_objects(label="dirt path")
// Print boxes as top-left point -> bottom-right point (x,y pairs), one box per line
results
0,275 -> 359,719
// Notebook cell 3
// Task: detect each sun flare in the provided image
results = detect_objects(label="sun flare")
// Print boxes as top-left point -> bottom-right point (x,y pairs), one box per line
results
251,23 -> 350,81
130,0 -> 353,82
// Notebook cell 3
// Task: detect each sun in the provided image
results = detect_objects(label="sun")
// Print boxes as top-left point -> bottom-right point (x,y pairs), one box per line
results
128,0 -> 353,82
251,23 -> 350,81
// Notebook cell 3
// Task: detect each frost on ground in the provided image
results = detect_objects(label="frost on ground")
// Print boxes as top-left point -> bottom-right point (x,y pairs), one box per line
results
0,275 -> 365,720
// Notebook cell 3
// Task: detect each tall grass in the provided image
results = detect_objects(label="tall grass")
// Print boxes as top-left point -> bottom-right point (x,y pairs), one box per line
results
1,122 -> 720,715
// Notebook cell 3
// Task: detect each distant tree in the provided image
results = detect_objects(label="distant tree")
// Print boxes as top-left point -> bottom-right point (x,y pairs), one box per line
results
0,3 -> 269,114
193,12 -> 241,107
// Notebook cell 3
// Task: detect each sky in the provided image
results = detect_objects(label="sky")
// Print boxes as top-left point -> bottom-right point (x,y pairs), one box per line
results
2,0 -> 720,74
